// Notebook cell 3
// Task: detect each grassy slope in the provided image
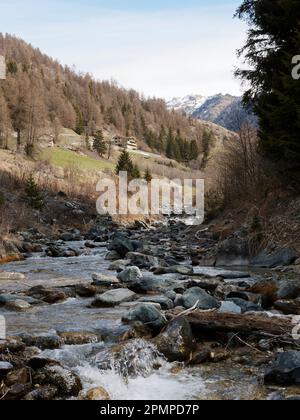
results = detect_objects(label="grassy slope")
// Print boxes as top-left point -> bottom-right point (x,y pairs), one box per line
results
41,148 -> 115,171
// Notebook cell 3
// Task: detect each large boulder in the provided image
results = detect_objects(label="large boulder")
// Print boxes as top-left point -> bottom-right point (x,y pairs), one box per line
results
265,352 -> 300,386
216,238 -> 250,267
33,365 -> 82,397
122,304 -> 167,333
107,234 -> 138,258
128,275 -> 182,294
127,252 -> 159,269
182,287 -> 219,310
92,288 -> 137,307
117,267 -> 142,284
154,317 -> 195,362
251,247 -> 298,268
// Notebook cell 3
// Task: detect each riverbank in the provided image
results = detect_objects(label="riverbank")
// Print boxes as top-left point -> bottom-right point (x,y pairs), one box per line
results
0,217 -> 300,400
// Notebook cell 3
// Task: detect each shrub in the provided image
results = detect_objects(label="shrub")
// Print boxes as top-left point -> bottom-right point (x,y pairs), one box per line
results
25,174 -> 44,210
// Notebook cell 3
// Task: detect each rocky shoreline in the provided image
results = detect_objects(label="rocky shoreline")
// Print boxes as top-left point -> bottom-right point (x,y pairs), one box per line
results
1,216 -> 300,400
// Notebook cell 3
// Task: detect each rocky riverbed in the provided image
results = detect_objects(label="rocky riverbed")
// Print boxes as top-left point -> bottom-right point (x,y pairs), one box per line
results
0,217 -> 300,400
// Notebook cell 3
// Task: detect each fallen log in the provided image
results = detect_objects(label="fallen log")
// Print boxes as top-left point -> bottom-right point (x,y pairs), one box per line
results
166,309 -> 292,337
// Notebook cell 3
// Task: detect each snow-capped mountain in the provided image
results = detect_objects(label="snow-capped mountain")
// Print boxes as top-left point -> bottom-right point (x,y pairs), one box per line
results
167,94 -> 208,115
167,94 -> 257,132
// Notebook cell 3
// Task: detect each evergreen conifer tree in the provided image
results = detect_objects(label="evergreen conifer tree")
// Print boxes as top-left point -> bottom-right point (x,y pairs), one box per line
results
93,130 -> 107,157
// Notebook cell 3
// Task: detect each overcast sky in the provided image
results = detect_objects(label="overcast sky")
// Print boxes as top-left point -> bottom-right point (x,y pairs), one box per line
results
0,0 -> 247,99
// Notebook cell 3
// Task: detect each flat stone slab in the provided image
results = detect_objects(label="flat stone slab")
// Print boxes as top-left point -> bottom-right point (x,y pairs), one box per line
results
92,288 -> 137,307
92,273 -> 119,286
0,272 -> 25,281
119,302 -> 162,310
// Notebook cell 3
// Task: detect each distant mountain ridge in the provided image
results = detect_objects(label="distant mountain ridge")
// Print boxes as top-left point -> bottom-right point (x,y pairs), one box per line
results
167,93 -> 257,132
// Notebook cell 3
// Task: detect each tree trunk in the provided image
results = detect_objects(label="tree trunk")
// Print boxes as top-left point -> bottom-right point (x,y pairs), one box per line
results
167,309 -> 291,337
16,129 -> 21,151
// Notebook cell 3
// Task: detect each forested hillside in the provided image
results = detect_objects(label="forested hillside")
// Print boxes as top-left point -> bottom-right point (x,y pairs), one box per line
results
0,34 -> 235,165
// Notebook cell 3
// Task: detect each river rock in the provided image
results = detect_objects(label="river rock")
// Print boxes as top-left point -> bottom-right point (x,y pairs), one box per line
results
58,331 -> 99,345
119,302 -> 162,310
174,294 -> 183,307
24,385 -> 58,400
0,361 -> 13,379
46,244 -> 75,258
219,301 -> 242,314
226,298 -> 262,313
164,290 -> 177,301
81,386 -> 110,401
188,277 -> 223,292
20,333 -> 63,350
154,317 -> 195,362
3,383 -> 32,400
189,347 -> 212,365
109,260 -> 131,272
105,251 -> 121,261
5,368 -> 29,386
28,357 -> 62,370
277,280 -> 300,300
117,266 -> 142,284
217,271 -> 251,280
75,284 -> 97,297
92,289 -> 137,307
119,321 -> 153,341
26,286 -> 67,304
0,339 -> 26,354
274,299 -> 300,315
33,365 -> 82,397
153,265 -> 194,276
0,272 -> 25,281
182,287 -> 219,310
0,294 -> 40,306
5,299 -> 31,312
107,235 -> 135,258
122,304 -> 167,333
126,252 -> 159,269
138,296 -> 174,310
251,248 -> 298,268
128,274 -> 182,294
265,351 -> 300,385
92,273 -> 119,286
216,238 -> 250,266
0,239 -> 23,264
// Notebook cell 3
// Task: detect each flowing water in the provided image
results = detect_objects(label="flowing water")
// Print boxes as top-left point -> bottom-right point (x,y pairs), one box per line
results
0,243 -> 268,400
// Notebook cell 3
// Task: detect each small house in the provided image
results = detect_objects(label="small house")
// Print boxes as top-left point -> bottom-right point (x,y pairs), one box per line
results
112,135 -> 138,151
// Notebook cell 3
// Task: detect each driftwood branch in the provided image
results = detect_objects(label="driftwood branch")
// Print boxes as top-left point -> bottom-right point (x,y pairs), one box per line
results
167,309 -> 292,337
